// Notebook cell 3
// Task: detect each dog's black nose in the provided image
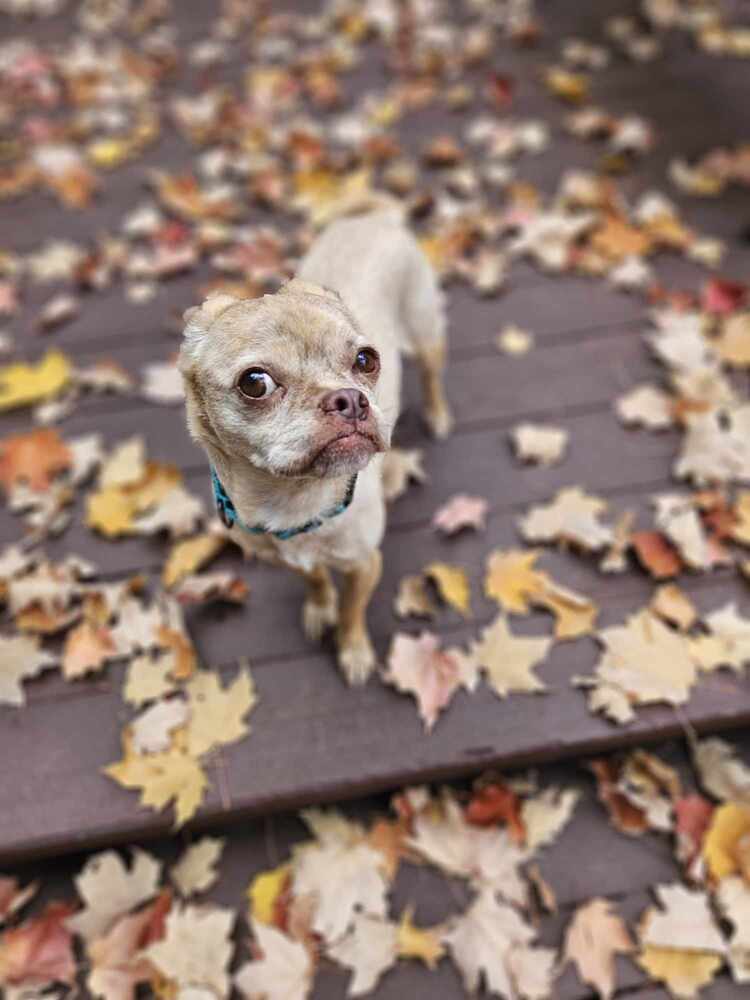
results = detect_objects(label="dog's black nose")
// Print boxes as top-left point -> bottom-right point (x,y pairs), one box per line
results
320,388 -> 369,422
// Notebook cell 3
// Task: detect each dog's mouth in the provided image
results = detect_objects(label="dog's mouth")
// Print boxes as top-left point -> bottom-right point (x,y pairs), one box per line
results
294,428 -> 384,477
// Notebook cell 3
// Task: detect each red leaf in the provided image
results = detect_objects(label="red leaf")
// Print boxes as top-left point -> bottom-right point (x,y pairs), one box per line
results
486,73 -> 515,108
675,794 -> 714,871
702,277 -> 748,315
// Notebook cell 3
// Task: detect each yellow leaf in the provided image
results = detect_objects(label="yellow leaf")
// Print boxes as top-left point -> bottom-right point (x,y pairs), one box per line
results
185,666 -> 257,757
246,863 -> 291,925
637,947 -> 722,999
104,731 -> 208,829
424,562 -> 471,617
484,549 -> 544,613
703,802 -> 750,881
544,67 -> 589,104
397,906 -> 445,970
292,168 -> 373,227
472,614 -> 551,697
0,350 -> 71,412
162,534 -> 225,588
87,462 -> 182,539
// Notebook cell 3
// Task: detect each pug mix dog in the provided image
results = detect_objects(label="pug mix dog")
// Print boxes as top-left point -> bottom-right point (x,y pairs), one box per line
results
179,208 -> 452,684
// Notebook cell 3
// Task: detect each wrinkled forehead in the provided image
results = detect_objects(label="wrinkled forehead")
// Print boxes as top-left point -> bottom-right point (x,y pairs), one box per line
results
204,294 -> 360,368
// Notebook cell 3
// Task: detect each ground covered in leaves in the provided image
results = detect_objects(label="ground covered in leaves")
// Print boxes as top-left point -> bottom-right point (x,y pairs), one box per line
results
4,0 -> 750,995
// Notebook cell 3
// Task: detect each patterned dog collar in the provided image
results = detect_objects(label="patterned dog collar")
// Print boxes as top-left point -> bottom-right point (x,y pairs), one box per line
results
211,467 -> 358,541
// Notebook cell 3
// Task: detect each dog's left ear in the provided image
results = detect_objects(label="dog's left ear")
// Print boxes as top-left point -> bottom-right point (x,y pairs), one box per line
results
279,279 -> 343,303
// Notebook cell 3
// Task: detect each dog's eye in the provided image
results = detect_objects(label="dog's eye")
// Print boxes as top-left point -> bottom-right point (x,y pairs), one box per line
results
237,368 -> 277,399
353,348 -> 379,375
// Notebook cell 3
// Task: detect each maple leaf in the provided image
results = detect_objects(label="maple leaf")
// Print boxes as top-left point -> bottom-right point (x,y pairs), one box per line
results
393,574 -> 437,620
235,920 -> 313,1000
0,350 -> 71,412
703,803 -> 750,881
133,487 -> 204,539
466,781 -> 525,842
431,494 -> 488,535
424,562 -> 471,617
563,898 -> 633,1000
519,487 -> 614,551
716,876 -> 750,983
170,838 -> 225,897
616,382 -> 673,430
521,786 -> 581,850
675,795 -> 714,877
442,888 -> 535,997
87,463 -> 183,539
142,903 -> 235,997
0,428 -> 71,493
0,901 -> 76,990
328,913 -> 398,997
62,620 -> 116,679
0,634 -> 57,706
104,731 -> 209,828
123,651 -> 178,706
86,890 -> 171,1000
162,533 -> 226,588
67,849 -> 161,941
484,548 -> 546,613
246,863 -> 292,927
472,614 -> 552,698
292,167 -> 375,227
653,494 -> 711,571
691,604 -> 750,673
384,632 -> 477,730
693,738 -> 750,804
185,666 -> 256,757
578,610 -> 697,724
651,584 -> 697,631
510,423 -> 569,465
396,906 -> 445,970
631,530 -> 683,578
407,793 -> 529,904
173,572 -> 249,606
637,884 -> 726,999
291,812 -> 388,944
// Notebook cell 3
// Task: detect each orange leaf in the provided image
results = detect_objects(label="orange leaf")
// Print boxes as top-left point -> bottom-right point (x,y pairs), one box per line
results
465,782 -> 526,843
631,531 -> 683,579
0,428 -> 71,492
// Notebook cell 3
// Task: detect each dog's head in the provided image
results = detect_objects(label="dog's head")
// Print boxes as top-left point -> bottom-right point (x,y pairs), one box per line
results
178,280 -> 391,479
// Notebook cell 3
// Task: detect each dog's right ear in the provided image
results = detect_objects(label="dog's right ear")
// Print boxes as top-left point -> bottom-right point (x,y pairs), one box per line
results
182,292 -> 240,348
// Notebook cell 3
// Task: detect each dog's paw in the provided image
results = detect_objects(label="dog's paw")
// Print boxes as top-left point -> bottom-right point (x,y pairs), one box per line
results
337,637 -> 377,686
303,594 -> 338,642
425,402 -> 454,440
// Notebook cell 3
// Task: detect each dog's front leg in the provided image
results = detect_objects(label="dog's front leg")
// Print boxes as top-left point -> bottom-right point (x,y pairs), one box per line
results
337,549 -> 382,685
301,564 -> 339,642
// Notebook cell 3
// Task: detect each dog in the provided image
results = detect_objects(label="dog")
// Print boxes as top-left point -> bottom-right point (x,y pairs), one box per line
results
179,207 -> 452,684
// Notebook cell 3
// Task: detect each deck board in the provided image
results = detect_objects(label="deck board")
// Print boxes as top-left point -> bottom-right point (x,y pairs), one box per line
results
2,0 -> 750,873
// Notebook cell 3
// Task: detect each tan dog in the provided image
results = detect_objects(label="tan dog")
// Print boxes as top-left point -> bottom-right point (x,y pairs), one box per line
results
179,208 -> 452,684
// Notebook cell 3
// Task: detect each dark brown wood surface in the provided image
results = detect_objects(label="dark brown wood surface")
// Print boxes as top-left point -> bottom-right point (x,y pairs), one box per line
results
2,0 -> 750,872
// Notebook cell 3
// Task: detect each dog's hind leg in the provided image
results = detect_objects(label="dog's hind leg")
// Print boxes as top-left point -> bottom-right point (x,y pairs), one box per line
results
301,564 -> 339,642
401,249 -> 454,439
337,549 -> 382,685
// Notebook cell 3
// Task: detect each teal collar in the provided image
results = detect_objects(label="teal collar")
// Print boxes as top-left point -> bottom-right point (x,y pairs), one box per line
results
211,467 -> 358,541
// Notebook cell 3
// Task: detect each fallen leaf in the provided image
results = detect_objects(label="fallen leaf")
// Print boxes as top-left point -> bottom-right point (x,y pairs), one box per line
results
328,913 -> 398,996
473,614 -> 551,698
396,906 -> 445,970
171,838 -> 225,897
185,666 -> 256,757
105,731 -> 209,828
519,487 -> 614,551
424,562 -> 471,617
235,920 -> 313,1000
67,849 -> 161,942
0,634 -> 57,706
432,494 -> 488,535
511,424 -> 569,465
384,632 -> 476,730
123,651 -> 178,706
0,879 -> 38,926
631,530 -> 683,578
716,875 -> 750,982
563,898 -> 633,1000
133,487 -> 204,539
393,574 -> 437,620
62,620 -> 116,679
0,351 -> 71,412
651,584 -> 698,631
0,429 -> 71,493
142,902 -> 235,997
616,384 -> 675,429
173,572 -> 248,606
703,802 -> 750,881
0,902 -> 76,990
693,738 -> 750,804
521,786 -> 581,850
162,533 -> 226,588
247,863 -> 291,927
443,888 -> 534,997
131,697 -> 190,754
675,795 -> 714,876
99,438 -> 146,490
142,360 -> 184,404
465,781 -> 525,842
496,324 -> 534,355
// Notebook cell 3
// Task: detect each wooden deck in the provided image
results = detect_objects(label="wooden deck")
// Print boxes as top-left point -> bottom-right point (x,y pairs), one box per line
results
2,0 -> 750,882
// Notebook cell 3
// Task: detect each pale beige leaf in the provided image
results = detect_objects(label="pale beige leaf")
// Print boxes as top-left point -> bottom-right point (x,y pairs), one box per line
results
171,838 -> 225,897
383,632 -> 475,731
693,738 -> 750,804
235,921 -> 312,1000
185,666 -> 256,757
133,487 -> 204,538
496,325 -> 533,355
432,494 -> 488,535
123,651 -> 178,707
68,849 -> 161,941
519,487 -> 613,551
142,903 -> 234,997
641,884 -> 726,954
328,914 -> 398,997
716,876 -> 750,982
472,614 -> 551,698
653,494 -> 710,570
616,384 -> 674,429
99,437 -> 146,489
0,634 -> 57,706
141,361 -> 184,405
564,898 -> 633,1000
511,423 -> 569,466
507,945 -> 557,1000
521,787 -> 580,851
651,584 -> 697,631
